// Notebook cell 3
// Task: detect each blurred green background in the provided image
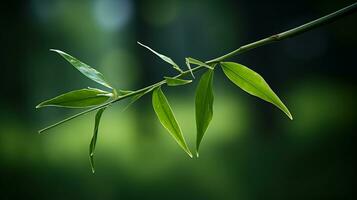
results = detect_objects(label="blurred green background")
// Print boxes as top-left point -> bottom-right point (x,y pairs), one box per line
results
1,0 -> 356,199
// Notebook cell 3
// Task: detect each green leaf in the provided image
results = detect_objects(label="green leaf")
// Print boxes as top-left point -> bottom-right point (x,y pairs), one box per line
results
89,107 -> 106,174
195,69 -> 214,156
137,42 -> 182,72
50,49 -> 113,89
122,87 -> 155,111
221,62 -> 293,120
152,87 -> 192,157
185,58 -> 195,78
36,88 -> 112,109
186,57 -> 213,70
164,76 -> 192,86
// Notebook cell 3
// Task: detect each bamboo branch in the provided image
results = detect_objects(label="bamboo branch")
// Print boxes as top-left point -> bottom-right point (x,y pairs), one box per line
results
39,2 -> 357,133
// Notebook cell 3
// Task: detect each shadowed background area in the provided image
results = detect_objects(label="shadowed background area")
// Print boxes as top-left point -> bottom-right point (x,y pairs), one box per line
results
1,0 -> 356,199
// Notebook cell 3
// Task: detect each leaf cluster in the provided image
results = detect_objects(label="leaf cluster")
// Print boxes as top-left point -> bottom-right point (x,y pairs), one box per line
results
37,43 -> 292,173
36,2 -> 357,173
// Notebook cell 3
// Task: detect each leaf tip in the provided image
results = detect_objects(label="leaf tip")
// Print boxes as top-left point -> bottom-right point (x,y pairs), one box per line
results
137,41 -> 144,46
49,49 -> 61,53
35,101 -> 46,108
196,151 -> 199,158
90,156 -> 95,174
188,151 -> 193,158
288,114 -> 293,120
285,109 -> 293,120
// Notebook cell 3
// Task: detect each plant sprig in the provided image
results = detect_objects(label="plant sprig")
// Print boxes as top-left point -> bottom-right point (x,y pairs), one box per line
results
36,3 -> 357,173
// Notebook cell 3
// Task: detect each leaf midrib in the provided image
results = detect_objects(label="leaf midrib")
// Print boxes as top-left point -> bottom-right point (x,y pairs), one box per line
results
222,64 -> 277,106
49,94 -> 107,105
197,71 -> 213,133
156,89 -> 184,144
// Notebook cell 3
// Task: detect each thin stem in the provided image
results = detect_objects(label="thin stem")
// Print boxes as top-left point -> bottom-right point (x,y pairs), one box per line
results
39,65 -> 205,133
38,104 -> 109,133
206,2 -> 357,64
39,2 -> 357,133
39,93 -> 131,133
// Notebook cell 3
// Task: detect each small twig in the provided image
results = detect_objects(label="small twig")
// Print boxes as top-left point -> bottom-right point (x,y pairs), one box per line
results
206,2 -> 357,64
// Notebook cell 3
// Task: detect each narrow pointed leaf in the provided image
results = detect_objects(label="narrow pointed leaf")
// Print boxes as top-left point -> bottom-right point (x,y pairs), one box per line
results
164,76 -> 192,86
50,49 -> 112,89
186,57 -> 213,69
117,89 -> 134,96
122,93 -> 145,111
185,58 -> 195,78
36,88 -> 112,109
89,107 -> 106,174
137,42 -> 182,72
152,87 -> 192,157
195,69 -> 214,156
221,62 -> 293,120
122,87 -> 155,111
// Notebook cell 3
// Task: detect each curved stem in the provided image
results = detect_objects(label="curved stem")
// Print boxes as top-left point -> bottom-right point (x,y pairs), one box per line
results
39,2 -> 357,133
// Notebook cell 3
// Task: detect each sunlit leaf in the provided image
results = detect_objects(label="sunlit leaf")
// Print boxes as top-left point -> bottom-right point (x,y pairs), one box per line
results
195,69 -> 214,156
152,87 -> 192,157
50,49 -> 113,89
36,88 -> 112,109
186,57 -> 213,69
89,107 -> 106,174
165,76 -> 192,86
221,62 -> 293,120
137,42 -> 182,72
